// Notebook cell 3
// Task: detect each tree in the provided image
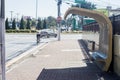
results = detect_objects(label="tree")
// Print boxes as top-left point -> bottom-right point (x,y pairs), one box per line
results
61,20 -> 66,26
12,19 -> 16,29
43,19 -> 47,29
26,18 -> 31,29
46,16 -> 56,28
31,19 -> 36,27
20,17 -> 25,29
5,18 -> 10,29
81,1 -> 96,10
36,19 -> 42,30
74,1 -> 96,10
66,17 -> 72,27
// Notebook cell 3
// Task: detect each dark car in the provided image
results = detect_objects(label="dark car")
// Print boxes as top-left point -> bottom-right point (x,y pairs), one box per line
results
37,29 -> 57,38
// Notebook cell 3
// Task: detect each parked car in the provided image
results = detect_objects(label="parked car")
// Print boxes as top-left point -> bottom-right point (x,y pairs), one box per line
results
37,29 -> 57,38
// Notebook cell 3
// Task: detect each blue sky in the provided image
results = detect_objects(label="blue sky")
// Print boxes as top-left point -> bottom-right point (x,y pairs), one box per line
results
5,0 -> 120,19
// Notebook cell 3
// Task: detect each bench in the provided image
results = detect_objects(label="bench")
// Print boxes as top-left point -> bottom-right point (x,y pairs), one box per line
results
89,51 -> 107,61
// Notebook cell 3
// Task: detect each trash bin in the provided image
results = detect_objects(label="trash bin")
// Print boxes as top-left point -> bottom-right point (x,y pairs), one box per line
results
92,41 -> 95,51
88,41 -> 95,51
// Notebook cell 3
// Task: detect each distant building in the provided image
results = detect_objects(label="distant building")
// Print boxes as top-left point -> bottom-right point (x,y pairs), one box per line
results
23,16 -> 31,20
95,9 -> 109,16
106,6 -> 120,16
95,6 -> 120,17
109,8 -> 120,16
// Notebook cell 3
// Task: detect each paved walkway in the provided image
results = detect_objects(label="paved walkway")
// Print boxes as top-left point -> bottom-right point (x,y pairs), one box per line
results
6,39 -> 119,80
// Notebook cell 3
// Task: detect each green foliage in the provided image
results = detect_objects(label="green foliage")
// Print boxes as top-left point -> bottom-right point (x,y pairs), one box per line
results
81,1 -> 96,10
43,19 -> 47,29
6,29 -> 37,33
61,20 -> 66,25
73,1 -> 96,10
20,18 -> 24,29
12,19 -> 16,29
26,18 -> 31,29
66,18 -> 72,26
47,16 -> 56,28
20,17 -> 25,29
37,18 -> 42,30
31,19 -> 36,26
5,18 -> 10,29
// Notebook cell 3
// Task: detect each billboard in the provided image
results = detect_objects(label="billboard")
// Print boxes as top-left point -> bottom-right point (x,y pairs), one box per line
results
75,0 -> 85,3
95,9 -> 109,17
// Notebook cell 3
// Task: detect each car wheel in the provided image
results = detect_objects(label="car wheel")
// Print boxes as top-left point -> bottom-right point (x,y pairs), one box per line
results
54,34 -> 57,38
47,35 -> 50,38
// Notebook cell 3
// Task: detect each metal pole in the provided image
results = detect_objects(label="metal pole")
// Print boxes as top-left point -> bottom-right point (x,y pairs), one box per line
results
36,0 -> 38,20
57,0 -> 61,41
0,0 -> 5,80
35,0 -> 38,29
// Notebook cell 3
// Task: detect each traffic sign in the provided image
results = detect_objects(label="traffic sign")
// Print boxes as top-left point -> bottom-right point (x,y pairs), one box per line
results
57,16 -> 62,23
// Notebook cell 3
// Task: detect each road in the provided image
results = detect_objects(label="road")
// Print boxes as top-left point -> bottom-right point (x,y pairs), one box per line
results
5,33 -> 37,61
5,32 -> 99,61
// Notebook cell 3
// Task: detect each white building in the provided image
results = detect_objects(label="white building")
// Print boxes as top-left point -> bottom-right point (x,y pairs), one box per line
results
107,6 -> 120,16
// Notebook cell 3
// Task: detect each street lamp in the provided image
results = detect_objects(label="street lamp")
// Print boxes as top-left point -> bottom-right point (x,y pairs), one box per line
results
36,0 -> 38,20
10,11 -> 13,21
35,0 -> 38,30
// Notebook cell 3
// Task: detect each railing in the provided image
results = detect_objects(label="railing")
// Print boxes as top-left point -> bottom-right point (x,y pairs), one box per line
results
82,21 -> 99,32
83,14 -> 120,34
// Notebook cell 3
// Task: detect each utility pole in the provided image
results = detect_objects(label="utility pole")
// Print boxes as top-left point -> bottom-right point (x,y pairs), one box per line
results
57,0 -> 62,41
35,0 -> 38,29
36,0 -> 38,20
0,0 -> 5,80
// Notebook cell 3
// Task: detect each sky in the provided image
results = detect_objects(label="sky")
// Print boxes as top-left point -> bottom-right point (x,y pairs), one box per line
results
5,0 -> 120,19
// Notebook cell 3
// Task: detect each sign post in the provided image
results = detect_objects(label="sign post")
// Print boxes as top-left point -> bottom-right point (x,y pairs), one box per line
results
57,16 -> 62,23
57,0 -> 62,41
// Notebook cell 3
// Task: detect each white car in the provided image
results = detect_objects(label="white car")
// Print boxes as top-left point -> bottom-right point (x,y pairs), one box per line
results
37,29 -> 57,38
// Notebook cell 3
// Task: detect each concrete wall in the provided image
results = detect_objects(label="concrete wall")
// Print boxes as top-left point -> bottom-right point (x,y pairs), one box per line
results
114,35 -> 120,76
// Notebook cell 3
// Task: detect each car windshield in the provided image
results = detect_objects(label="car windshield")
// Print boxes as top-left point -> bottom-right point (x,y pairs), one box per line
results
41,29 -> 54,33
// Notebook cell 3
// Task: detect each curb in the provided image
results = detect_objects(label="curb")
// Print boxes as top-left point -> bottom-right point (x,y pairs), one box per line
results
6,42 -> 48,69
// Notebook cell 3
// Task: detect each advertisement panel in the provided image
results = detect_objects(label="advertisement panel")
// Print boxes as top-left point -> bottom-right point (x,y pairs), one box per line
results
95,9 -> 109,16
75,0 -> 85,3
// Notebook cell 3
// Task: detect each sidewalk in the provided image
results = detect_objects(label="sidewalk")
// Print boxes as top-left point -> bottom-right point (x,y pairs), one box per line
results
6,39 -> 119,80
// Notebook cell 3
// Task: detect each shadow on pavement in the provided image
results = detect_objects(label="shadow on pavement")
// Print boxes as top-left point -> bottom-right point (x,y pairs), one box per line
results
37,63 -> 119,80
36,39 -> 119,80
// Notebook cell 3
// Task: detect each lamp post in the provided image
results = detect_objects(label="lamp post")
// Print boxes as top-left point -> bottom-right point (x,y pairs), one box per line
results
10,11 -> 13,21
35,0 -> 38,29
36,0 -> 38,20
